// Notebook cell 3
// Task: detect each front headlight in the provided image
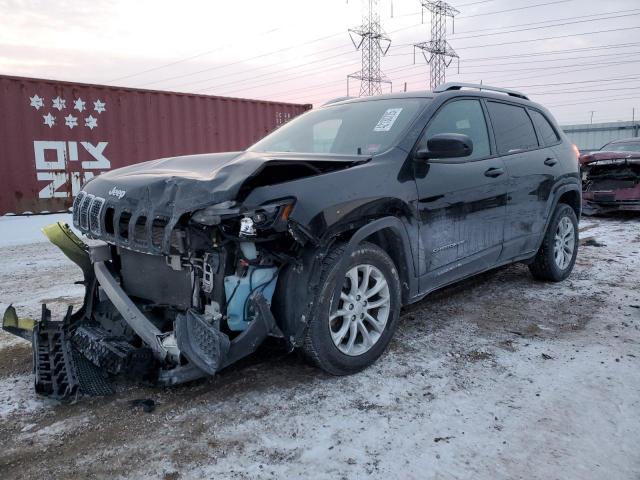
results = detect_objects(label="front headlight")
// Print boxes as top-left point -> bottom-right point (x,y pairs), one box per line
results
191,199 -> 295,229
191,201 -> 238,225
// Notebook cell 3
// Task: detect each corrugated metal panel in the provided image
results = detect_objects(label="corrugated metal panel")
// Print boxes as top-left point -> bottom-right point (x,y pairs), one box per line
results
561,121 -> 640,152
0,74 -> 311,215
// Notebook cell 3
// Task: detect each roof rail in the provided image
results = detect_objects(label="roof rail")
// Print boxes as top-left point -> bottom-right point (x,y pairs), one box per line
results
323,96 -> 354,105
433,82 -> 529,100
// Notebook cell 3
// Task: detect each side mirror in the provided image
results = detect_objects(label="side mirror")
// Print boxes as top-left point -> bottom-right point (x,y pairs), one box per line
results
415,133 -> 474,160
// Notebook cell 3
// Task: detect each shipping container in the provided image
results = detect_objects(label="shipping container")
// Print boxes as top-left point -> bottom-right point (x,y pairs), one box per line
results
0,74 -> 311,215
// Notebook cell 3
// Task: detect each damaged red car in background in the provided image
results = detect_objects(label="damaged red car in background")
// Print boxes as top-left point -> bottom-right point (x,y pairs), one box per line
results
580,137 -> 640,215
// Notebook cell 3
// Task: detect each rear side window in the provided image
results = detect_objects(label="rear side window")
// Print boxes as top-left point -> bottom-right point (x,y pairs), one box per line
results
487,102 -> 539,155
529,109 -> 560,145
419,99 -> 490,160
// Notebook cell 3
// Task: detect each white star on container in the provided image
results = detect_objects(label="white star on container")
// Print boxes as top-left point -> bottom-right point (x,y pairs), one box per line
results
85,115 -> 98,130
74,98 -> 86,112
64,114 -> 78,129
93,99 -> 106,114
43,113 -> 56,128
30,94 -> 44,110
52,96 -> 66,111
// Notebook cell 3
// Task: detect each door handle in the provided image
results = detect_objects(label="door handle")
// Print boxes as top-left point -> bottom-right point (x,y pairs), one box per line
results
544,157 -> 558,166
484,167 -> 504,178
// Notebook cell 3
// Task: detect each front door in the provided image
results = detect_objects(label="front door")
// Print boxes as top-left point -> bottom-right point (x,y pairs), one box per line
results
414,98 -> 508,292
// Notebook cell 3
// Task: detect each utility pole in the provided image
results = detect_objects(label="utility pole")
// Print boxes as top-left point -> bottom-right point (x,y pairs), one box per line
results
413,1 -> 459,90
589,110 -> 595,124
347,0 -> 392,97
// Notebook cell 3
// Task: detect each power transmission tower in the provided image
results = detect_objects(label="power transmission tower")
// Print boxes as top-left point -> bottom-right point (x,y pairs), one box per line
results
347,0 -> 392,97
413,1 -> 459,90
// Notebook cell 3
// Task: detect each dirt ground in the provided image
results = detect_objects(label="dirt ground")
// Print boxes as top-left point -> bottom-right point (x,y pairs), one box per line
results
0,216 -> 639,480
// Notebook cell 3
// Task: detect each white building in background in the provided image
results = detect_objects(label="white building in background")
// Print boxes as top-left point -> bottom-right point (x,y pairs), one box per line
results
562,121 -> 640,152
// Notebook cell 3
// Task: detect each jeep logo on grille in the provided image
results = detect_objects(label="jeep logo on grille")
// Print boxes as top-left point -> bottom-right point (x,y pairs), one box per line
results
108,187 -> 126,199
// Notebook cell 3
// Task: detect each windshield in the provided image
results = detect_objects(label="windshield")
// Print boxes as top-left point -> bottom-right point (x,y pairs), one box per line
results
250,98 -> 428,155
602,141 -> 640,152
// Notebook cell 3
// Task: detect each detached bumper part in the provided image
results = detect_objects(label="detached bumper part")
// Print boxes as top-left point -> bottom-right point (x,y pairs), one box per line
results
33,306 -> 113,399
175,293 -> 279,376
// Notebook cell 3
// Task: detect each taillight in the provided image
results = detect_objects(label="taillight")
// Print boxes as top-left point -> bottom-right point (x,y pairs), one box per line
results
572,144 -> 580,161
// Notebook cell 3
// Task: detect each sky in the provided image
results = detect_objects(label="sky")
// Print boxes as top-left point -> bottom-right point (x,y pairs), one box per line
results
1,0 -> 639,125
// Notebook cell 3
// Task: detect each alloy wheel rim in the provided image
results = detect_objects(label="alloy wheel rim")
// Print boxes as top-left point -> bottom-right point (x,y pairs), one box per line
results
329,264 -> 391,356
553,216 -> 575,270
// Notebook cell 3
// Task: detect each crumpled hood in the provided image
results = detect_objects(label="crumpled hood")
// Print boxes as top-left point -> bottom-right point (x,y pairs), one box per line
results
82,150 -> 366,219
579,150 -> 640,166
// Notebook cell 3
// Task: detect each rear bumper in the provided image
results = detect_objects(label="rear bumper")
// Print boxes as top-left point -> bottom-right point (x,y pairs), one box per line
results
582,198 -> 640,215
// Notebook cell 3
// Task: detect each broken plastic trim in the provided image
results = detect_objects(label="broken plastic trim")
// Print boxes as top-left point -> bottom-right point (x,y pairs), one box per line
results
1,305 -> 35,341
173,293 -> 279,378
41,221 -> 93,277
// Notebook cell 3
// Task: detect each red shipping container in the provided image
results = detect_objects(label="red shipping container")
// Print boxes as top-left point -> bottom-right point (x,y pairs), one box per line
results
0,75 -> 311,215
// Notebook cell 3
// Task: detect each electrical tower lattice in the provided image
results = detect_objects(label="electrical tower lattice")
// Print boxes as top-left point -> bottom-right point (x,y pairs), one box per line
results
414,1 -> 459,90
347,0 -> 391,97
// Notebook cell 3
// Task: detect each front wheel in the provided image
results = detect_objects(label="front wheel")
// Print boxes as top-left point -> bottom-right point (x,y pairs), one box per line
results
529,203 -> 579,282
302,242 -> 401,375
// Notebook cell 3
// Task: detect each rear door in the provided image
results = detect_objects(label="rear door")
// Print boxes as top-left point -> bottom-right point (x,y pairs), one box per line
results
485,101 -> 557,259
414,98 -> 508,290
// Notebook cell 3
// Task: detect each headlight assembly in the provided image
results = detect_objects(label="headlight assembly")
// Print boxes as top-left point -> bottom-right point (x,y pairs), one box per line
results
191,199 -> 295,231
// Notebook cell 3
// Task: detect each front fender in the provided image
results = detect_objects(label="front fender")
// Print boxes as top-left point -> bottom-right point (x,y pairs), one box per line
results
272,216 -> 418,348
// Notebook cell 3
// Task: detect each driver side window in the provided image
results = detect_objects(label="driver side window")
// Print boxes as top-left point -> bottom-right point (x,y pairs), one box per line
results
419,99 -> 490,160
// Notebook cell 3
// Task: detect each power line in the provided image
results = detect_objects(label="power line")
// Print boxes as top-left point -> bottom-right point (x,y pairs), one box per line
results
105,27 -> 284,83
509,75 -> 640,90
456,42 -> 640,64
175,46 -> 356,92
452,0 -> 496,8
448,11 -> 640,41
213,41 -> 640,97
389,25 -> 640,54
548,94 -> 640,108
112,1 -> 607,92
392,0 -> 573,22
141,10 -> 639,95
170,23 -> 425,93
449,7 -> 640,37
134,31 -> 347,88
456,0 -> 573,19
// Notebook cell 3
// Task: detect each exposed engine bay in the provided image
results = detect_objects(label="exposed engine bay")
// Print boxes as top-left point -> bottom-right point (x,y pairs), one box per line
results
2,200 -> 299,398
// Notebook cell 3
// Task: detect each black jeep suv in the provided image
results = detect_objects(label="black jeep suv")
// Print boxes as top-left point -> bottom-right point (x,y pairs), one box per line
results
4,83 -> 582,393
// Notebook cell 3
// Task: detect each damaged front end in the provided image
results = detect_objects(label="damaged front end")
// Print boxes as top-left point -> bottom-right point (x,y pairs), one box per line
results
2,210 -> 290,398
2,150 -> 356,399
581,153 -> 640,215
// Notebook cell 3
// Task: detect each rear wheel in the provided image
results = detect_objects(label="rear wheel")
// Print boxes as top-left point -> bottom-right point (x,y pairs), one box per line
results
529,203 -> 579,282
302,242 -> 401,375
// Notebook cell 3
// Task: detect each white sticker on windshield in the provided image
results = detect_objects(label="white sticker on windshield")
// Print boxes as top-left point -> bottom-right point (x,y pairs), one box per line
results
373,108 -> 403,132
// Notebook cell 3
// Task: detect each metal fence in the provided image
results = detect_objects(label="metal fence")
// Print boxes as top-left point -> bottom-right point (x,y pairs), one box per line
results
561,121 -> 640,152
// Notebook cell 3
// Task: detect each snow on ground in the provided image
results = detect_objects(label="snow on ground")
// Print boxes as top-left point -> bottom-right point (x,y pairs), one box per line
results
0,213 -> 73,248
0,215 -> 638,479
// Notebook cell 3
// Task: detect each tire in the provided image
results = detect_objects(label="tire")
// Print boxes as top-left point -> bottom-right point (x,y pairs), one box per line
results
528,203 -> 579,282
302,242 -> 401,375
